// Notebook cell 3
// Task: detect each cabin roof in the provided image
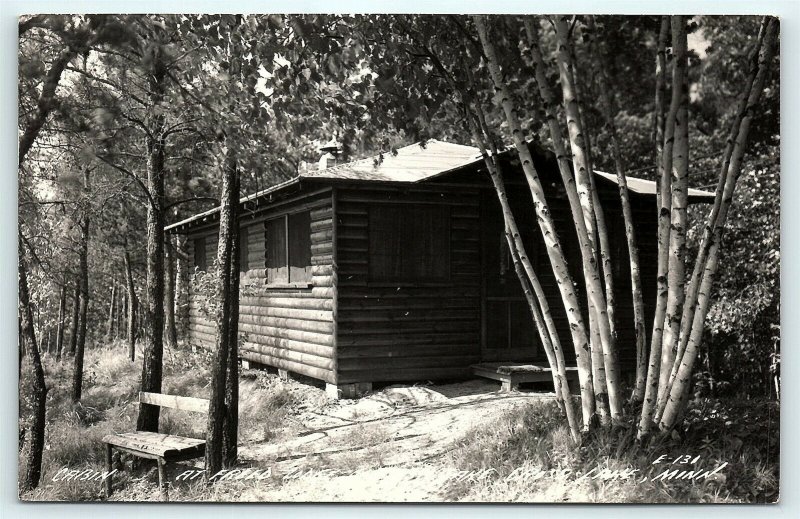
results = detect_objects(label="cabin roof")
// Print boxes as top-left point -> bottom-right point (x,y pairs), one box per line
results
166,140 -> 482,232
306,139 -> 482,182
593,170 -> 715,199
166,139 -> 715,232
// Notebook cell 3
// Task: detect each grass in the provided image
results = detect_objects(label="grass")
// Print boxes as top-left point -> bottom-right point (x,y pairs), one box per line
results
441,398 -> 780,503
238,373 -> 304,443
18,340 -> 327,502
19,341 -> 779,503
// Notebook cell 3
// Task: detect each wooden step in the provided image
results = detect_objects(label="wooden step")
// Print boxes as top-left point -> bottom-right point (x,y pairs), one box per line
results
471,362 -> 579,391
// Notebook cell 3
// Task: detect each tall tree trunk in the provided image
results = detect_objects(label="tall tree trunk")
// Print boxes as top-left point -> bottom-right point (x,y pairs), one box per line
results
174,234 -> 189,341
425,45 -> 580,440
19,245 -> 48,492
567,28 -> 618,353
72,170 -> 90,402
107,280 -> 116,339
659,17 -> 778,430
114,286 -> 123,339
206,145 -> 237,478
552,15 -> 623,423
34,292 -> 42,345
136,46 -> 168,433
164,236 -> 177,350
223,163 -> 240,467
586,16 -> 648,403
475,15 -> 596,429
524,17 -> 617,425
469,106 -> 580,440
638,16 -> 672,440
124,249 -> 138,361
55,275 -> 66,361
669,18 -> 770,389
120,293 -> 126,340
654,16 -> 690,422
164,236 -> 178,350
46,325 -> 53,357
67,274 -> 80,356
526,17 -> 612,424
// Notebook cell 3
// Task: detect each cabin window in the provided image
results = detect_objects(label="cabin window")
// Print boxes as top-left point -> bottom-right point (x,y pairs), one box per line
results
265,211 -> 312,286
368,204 -> 450,283
193,236 -> 207,271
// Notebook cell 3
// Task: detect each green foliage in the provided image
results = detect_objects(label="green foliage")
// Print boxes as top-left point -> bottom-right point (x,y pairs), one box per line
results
445,398 -> 779,503
190,261 -> 224,323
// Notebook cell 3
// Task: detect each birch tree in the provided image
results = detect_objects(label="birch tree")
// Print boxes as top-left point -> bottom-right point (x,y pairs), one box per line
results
474,16 -> 598,428
585,16 -> 648,402
638,16 -> 671,438
124,247 -> 137,361
657,18 -> 779,430
523,17 -> 621,424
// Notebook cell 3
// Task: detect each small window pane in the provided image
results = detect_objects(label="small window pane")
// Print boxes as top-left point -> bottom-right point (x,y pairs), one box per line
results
265,217 -> 287,284
368,204 -> 450,282
487,301 -> 510,350
193,237 -> 206,271
288,211 -> 312,283
510,302 -> 537,354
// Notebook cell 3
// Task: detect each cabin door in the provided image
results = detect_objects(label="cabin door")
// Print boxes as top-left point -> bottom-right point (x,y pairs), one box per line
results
480,192 -> 540,362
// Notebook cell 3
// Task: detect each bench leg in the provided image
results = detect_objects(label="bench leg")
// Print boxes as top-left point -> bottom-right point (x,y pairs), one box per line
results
157,458 -> 168,501
105,444 -> 113,498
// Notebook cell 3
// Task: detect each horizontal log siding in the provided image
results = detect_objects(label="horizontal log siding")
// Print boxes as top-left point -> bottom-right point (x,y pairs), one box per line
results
335,187 -> 482,384
238,193 -> 336,383
186,191 -> 337,384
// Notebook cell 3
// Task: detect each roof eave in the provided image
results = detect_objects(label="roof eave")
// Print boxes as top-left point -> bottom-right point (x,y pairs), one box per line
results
165,176 -> 304,233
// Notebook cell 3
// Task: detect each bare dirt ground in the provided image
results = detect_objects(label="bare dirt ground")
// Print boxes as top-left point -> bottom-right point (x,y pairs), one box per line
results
232,379 -> 557,502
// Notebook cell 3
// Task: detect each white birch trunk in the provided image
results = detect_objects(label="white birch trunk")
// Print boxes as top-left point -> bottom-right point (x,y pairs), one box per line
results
659,18 -> 778,429
668,18 -> 770,389
586,15 -> 648,403
553,16 -> 623,422
654,16 -> 690,423
638,16 -> 671,439
475,15 -> 596,427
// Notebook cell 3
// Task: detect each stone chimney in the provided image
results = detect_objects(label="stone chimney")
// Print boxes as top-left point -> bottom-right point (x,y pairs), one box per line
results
318,137 -> 341,170
318,151 -> 337,170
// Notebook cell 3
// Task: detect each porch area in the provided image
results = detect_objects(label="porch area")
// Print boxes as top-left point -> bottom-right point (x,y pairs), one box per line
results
471,362 -> 579,392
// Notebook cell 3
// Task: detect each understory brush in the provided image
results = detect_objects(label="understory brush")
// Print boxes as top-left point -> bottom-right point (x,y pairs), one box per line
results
443,398 -> 779,503
20,342 -> 209,500
19,341 -> 329,501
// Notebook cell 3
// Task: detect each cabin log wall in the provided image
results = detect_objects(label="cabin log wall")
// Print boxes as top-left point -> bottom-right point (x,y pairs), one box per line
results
181,170 -> 665,388
186,190 -> 336,384
335,186 -> 482,384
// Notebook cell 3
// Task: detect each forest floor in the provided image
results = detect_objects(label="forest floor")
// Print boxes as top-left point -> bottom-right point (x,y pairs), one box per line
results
19,343 -> 780,503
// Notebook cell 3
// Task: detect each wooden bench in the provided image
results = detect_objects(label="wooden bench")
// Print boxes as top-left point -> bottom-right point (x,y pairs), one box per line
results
471,362 -> 580,392
102,391 -> 209,500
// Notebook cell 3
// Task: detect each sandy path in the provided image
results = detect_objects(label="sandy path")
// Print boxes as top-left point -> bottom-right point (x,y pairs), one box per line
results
235,380 -> 557,501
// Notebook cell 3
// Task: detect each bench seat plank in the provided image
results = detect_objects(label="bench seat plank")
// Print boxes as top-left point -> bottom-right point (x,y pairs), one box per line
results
102,431 -> 206,460
139,392 -> 209,413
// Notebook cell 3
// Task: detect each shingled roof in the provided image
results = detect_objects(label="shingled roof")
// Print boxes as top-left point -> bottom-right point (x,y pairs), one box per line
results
166,140 -> 482,231
305,139 -> 482,182
166,139 -> 714,232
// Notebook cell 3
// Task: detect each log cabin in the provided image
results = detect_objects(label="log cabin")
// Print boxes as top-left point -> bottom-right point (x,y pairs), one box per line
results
166,140 -> 714,398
